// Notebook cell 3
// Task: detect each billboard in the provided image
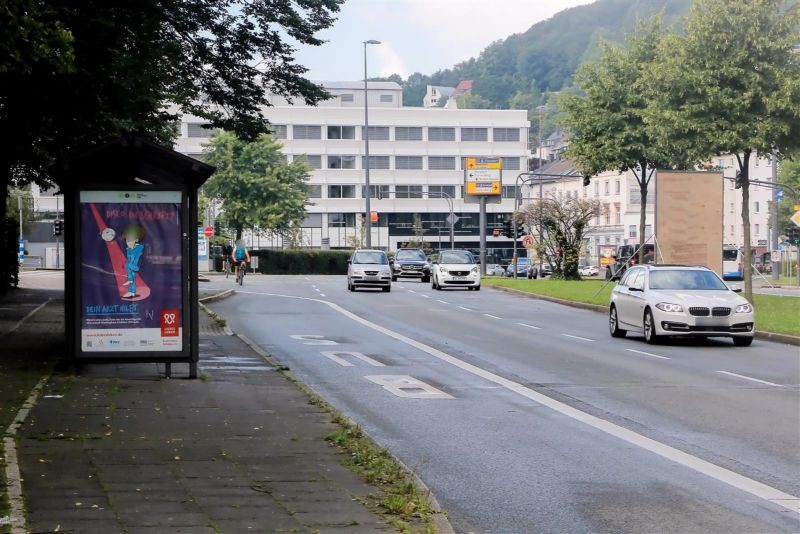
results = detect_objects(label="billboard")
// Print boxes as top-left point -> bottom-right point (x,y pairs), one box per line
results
79,191 -> 183,352
655,171 -> 724,275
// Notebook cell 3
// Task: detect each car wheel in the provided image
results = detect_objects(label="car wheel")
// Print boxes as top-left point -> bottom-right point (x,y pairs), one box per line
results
383,286 -> 391,293
605,268 -> 613,281
421,276 -> 430,283
643,309 -> 659,344
609,305 -> 626,338
474,285 -> 480,291
733,336 -> 753,347
348,283 -> 355,292
392,276 -> 397,282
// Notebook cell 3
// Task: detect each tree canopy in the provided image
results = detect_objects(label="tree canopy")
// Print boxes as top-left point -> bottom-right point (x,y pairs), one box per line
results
202,132 -> 312,239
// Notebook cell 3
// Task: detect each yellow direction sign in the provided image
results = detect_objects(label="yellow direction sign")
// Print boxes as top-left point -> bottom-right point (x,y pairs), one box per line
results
794,204 -> 800,211
465,157 -> 502,195
466,181 -> 501,195
791,211 -> 800,227
466,157 -> 502,170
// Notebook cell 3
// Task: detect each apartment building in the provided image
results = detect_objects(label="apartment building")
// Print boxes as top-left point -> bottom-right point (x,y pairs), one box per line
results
175,81 -> 530,257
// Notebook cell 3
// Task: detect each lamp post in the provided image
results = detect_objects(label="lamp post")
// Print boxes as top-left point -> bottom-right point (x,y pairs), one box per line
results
363,39 -> 381,249
535,105 -> 547,275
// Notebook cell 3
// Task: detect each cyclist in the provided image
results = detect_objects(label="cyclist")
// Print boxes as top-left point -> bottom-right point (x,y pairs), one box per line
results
221,241 -> 234,277
231,239 -> 250,281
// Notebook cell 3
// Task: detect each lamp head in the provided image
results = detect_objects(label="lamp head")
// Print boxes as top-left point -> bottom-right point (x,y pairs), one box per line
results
365,40 -> 381,45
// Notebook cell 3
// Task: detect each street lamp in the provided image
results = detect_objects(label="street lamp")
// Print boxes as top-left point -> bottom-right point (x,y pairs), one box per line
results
363,39 -> 381,249
535,105 -> 547,275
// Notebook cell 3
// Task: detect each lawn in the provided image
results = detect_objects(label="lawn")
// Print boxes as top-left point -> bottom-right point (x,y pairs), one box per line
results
483,277 -> 800,337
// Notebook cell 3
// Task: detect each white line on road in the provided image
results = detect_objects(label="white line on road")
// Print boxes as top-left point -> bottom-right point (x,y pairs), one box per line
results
408,289 -> 417,293
516,322 -> 541,330
0,299 -> 51,340
716,371 -> 783,387
421,294 -> 431,299
562,333 -> 594,342
483,314 -> 502,320
319,294 -> 326,297
237,289 -> 800,515
458,306 -> 473,312
626,348 -> 671,360
436,299 -> 449,305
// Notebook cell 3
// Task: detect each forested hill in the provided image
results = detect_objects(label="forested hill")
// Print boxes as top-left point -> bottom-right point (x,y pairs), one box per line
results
395,0 -> 691,107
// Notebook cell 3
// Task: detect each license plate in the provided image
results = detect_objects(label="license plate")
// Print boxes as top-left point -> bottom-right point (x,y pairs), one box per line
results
451,276 -> 466,281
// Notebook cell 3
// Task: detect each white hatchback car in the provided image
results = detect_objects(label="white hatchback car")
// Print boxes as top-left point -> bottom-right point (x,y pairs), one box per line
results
347,249 -> 392,292
609,265 -> 755,346
431,249 -> 481,291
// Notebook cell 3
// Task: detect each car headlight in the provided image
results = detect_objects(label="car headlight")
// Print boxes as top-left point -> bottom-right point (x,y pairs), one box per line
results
471,266 -> 478,274
655,302 -> 683,313
381,269 -> 391,276
439,266 -> 447,273
735,303 -> 752,313
352,269 -> 364,276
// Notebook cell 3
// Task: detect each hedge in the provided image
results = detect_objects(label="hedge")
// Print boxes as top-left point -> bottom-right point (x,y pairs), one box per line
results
251,249 -> 352,275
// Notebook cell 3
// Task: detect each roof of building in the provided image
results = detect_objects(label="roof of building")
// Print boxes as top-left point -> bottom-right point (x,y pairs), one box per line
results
429,85 -> 455,97
452,80 -> 474,96
537,158 -> 579,177
321,81 -> 402,91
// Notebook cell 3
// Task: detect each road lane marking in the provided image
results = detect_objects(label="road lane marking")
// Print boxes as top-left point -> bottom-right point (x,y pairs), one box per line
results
626,349 -> 670,360
421,294 -> 430,299
320,294 -> 326,297
562,334 -> 594,342
483,314 -> 502,320
0,299 -> 51,340
516,322 -> 541,330
458,306 -> 473,311
716,371 -> 783,387
289,334 -> 337,346
320,351 -> 385,367
239,289 -> 800,515
436,299 -> 449,305
408,289 -> 417,293
365,375 -> 454,399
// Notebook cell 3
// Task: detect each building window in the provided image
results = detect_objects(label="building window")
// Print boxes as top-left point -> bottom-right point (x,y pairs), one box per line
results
615,180 -> 620,194
301,213 -> 323,228
362,185 -> 390,199
271,125 -> 288,139
502,186 -> 520,200
340,94 -> 354,103
502,157 -> 521,171
295,155 -> 321,169
755,223 -> 760,235
754,201 -> 760,213
328,155 -> 356,169
429,156 -> 456,170
614,203 -> 621,225
717,158 -> 725,168
361,155 -> 391,170
307,184 -> 322,198
645,225 -> 653,237
380,94 -> 393,103
730,202 -> 734,213
328,185 -> 356,199
604,181 -> 610,196
429,185 -> 456,198
605,208 -> 611,225
293,125 -> 322,140
629,225 -> 637,238
493,128 -> 520,142
395,156 -> 423,170
594,181 -> 599,196
395,185 -> 423,198
362,126 -> 390,141
328,213 -> 355,227
395,127 -> 422,141
730,225 -> 734,235
428,127 -> 456,142
327,125 -> 356,140
187,123 -> 217,138
461,128 -> 488,142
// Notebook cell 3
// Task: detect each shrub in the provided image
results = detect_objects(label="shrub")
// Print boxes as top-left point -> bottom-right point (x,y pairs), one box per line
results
251,249 -> 351,275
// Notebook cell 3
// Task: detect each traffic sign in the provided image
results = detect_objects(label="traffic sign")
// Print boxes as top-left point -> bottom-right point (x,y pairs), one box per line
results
466,157 -> 502,170
204,226 -> 214,237
466,181 -> 501,195
446,213 -> 460,226
492,228 -> 500,237
18,239 -> 24,263
465,156 -> 502,196
791,211 -> 800,227
776,189 -> 784,202
771,250 -> 780,262
521,235 -> 535,248
370,211 -> 378,223
793,204 -> 800,211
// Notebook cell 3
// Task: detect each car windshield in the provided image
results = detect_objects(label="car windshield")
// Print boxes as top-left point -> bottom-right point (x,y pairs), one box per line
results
648,270 -> 728,290
353,251 -> 388,265
439,251 -> 474,264
395,250 -> 426,261
723,249 -> 739,261
518,258 -> 530,264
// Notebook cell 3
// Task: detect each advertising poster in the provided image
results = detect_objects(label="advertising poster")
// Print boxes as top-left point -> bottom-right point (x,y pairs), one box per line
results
598,245 -> 617,266
80,191 -> 183,352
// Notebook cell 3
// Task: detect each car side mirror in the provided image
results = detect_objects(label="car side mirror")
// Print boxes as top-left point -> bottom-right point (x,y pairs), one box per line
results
629,286 -> 643,292
347,260 -> 352,265
732,287 -> 742,293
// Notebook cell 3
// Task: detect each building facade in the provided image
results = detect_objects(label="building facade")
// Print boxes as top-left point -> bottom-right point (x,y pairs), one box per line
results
175,81 -> 530,260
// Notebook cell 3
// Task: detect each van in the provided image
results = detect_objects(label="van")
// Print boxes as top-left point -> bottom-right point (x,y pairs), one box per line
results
722,246 -> 744,280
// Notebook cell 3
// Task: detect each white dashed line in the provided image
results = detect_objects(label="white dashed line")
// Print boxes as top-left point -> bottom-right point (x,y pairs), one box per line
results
319,294 -> 326,297
408,289 -> 417,293
458,306 -> 473,312
483,314 -> 502,320
716,371 -> 783,387
626,348 -> 671,360
421,294 -> 431,299
516,322 -> 541,330
562,333 -> 594,342
237,290 -> 800,515
436,299 -> 449,304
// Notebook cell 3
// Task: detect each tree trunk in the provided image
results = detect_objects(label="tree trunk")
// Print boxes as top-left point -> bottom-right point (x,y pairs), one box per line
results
638,162 -> 649,264
740,151 -> 753,302
235,226 -> 243,240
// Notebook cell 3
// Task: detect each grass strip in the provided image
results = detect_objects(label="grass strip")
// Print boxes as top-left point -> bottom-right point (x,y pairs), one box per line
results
483,278 -> 800,337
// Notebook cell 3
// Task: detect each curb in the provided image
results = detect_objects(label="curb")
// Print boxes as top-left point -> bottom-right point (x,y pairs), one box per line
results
199,289 -> 235,304
231,329 -> 454,533
486,284 -> 800,346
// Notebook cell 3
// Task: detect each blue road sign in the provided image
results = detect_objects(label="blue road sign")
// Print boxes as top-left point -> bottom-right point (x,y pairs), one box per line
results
776,189 -> 784,202
18,239 -> 24,262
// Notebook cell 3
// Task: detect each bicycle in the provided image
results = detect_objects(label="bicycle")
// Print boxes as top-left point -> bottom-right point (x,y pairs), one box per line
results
236,260 -> 246,286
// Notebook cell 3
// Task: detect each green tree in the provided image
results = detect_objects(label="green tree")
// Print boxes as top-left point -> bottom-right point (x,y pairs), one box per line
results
777,154 -> 800,235
455,92 -> 493,109
561,17 -> 679,264
645,0 -> 800,301
203,132 -> 311,239
516,196 -> 605,280
0,0 -> 342,224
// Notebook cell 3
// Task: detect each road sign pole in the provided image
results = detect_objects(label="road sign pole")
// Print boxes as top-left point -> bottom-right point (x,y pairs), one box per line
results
771,155 -> 780,280
479,195 -> 487,276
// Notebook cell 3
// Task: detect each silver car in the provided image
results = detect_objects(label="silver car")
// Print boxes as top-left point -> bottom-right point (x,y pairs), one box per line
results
609,265 -> 755,346
347,249 -> 392,292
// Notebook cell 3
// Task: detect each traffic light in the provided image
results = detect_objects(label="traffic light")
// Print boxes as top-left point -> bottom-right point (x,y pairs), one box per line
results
734,170 -> 743,189
785,225 -> 800,244
515,225 -> 526,239
502,219 -> 512,238
53,220 -> 64,236
583,175 -> 591,187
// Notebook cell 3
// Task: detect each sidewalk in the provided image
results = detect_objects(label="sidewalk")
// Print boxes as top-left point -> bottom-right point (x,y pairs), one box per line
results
2,289 -> 396,533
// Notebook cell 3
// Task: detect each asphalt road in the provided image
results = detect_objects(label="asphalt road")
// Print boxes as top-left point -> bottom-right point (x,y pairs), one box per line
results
212,274 -> 799,532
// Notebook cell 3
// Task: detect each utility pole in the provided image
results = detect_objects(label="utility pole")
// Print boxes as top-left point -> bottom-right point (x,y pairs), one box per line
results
479,196 -> 487,275
55,195 -> 61,270
363,39 -> 381,249
771,154 -> 780,280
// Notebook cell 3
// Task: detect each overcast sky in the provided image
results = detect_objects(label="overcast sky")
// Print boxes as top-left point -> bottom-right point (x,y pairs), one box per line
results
293,0 -> 596,81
